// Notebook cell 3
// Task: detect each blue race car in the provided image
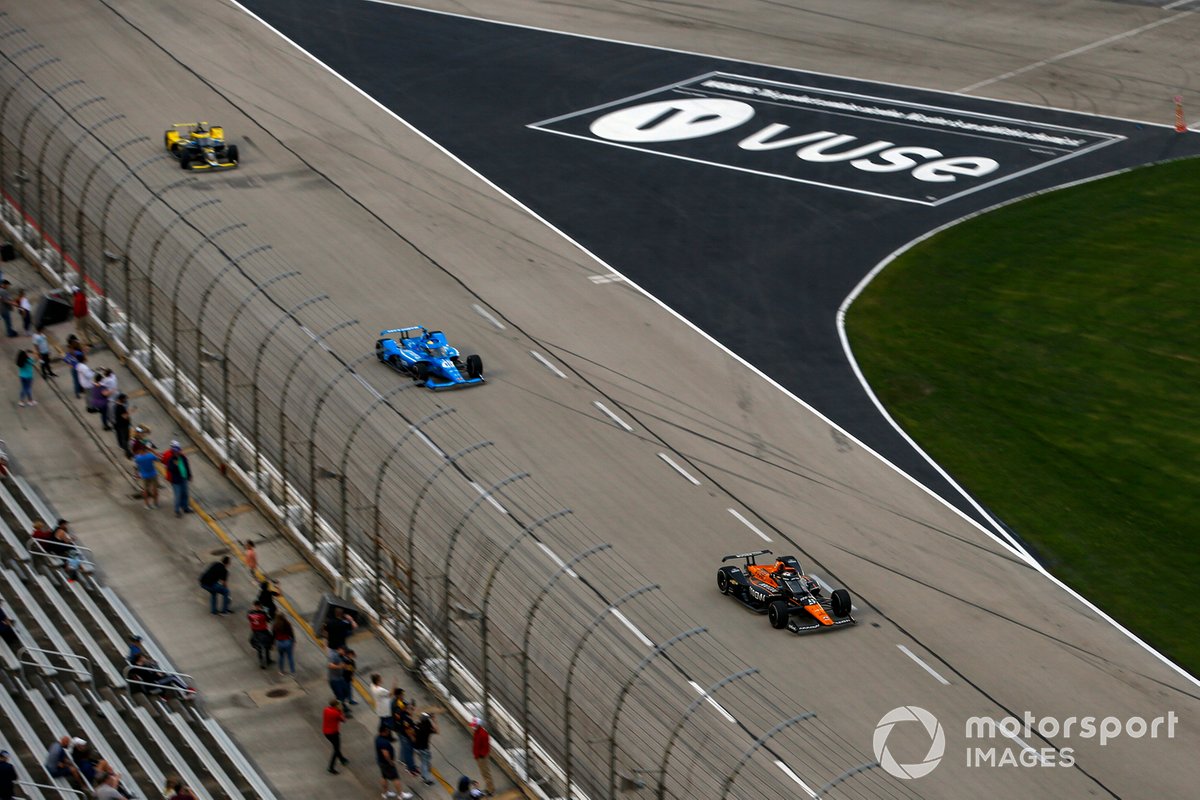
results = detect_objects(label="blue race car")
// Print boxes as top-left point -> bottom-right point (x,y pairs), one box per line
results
375,326 -> 484,390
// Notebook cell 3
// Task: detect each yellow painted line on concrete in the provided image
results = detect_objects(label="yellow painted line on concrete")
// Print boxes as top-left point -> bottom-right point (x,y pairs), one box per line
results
189,495 -> 454,795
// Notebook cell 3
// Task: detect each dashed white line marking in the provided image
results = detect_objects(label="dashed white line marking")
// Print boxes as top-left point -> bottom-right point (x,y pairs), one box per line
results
469,481 -> 510,515
593,401 -> 633,432
588,273 -> 624,284
471,303 -> 505,330
774,761 -> 818,799
727,508 -> 772,542
537,542 -> 578,578
998,725 -> 1051,765
529,350 -> 567,378
612,609 -> 654,648
657,453 -> 700,486
688,680 -> 737,723
897,644 -> 951,685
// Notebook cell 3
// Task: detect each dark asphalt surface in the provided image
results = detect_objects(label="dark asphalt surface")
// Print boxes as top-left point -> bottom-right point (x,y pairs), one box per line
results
239,0 -> 1200,527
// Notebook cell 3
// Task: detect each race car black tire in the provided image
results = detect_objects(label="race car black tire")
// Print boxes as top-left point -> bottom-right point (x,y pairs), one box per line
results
414,361 -> 430,382
226,144 -> 239,164
465,354 -> 483,379
767,600 -> 790,629
831,589 -> 852,618
388,355 -> 404,372
717,570 -> 731,595
179,156 -> 192,170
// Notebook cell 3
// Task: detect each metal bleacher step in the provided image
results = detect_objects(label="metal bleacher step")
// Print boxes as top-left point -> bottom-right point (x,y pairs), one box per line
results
0,566 -> 79,679
15,684 -> 77,796
53,683 -> 146,800
154,697 -> 247,800
0,511 -> 29,563
0,727 -> 48,800
93,580 -> 179,673
124,694 -> 215,800
0,480 -> 34,538
9,476 -> 60,534
198,713 -> 279,800
89,687 -> 169,793
0,570 -> 55,675
28,569 -> 124,688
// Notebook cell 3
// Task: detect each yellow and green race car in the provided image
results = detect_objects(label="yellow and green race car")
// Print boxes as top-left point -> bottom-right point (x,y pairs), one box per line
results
163,122 -> 239,171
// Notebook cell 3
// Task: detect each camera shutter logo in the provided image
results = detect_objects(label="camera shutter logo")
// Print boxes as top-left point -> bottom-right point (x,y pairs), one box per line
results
873,706 -> 945,780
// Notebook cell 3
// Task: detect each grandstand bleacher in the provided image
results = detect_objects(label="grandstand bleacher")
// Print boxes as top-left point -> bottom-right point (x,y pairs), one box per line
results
0,443 -> 278,800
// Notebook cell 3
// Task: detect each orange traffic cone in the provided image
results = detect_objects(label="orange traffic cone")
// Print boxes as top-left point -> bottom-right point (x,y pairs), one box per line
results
1175,95 -> 1187,133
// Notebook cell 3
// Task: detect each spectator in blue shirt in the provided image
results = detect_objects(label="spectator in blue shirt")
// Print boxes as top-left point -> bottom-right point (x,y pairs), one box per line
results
132,443 -> 160,509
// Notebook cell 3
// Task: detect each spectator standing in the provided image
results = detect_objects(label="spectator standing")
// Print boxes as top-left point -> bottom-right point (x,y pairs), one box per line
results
343,649 -> 358,706
413,711 -> 438,786
199,556 -> 232,615
375,726 -> 415,800
322,699 -> 349,774
75,352 -> 95,406
471,716 -> 495,797
273,614 -> 295,675
244,540 -> 258,573
132,443 -> 160,509
0,280 -> 15,337
323,606 -> 358,652
72,286 -> 92,346
16,289 -> 31,335
0,749 -> 16,800
31,326 -> 54,377
327,647 -> 351,715
89,368 -> 112,429
255,579 -> 280,621
16,349 -> 35,407
112,394 -> 131,456
63,339 -> 85,397
371,673 -> 395,730
247,602 -> 273,669
163,441 -> 192,517
396,702 -> 418,777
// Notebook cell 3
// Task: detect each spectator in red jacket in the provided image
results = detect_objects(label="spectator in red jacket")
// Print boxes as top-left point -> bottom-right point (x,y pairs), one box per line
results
470,716 -> 494,796
71,286 -> 92,346
247,602 -> 272,669
322,699 -> 349,774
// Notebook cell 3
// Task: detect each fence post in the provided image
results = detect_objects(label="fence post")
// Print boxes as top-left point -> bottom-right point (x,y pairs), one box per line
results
16,79 -> 82,237
520,542 -> 611,784
718,713 -> 817,800
144,198 -> 221,373
562,583 -> 657,799
442,472 -> 529,698
657,668 -> 759,799
607,626 -> 706,798
169,222 -> 246,393
53,112 -> 124,265
370,407 -> 455,651
480,508 -> 572,729
32,94 -> 102,254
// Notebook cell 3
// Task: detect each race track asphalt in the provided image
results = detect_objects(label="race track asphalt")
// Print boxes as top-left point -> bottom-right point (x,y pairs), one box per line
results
7,1 -> 1200,798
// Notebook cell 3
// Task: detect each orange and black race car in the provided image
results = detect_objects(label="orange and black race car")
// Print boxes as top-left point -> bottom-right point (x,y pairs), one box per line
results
717,549 -> 856,633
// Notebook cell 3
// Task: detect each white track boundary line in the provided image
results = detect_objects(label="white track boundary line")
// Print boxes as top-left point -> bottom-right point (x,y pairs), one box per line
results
774,760 -> 818,798
359,0 -> 1179,130
841,169 -> 1200,689
959,10 -> 1195,93
897,644 -> 951,686
231,1 -> 1200,689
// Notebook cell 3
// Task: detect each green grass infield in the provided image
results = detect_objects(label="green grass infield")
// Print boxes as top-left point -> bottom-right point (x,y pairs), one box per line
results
847,157 -> 1200,677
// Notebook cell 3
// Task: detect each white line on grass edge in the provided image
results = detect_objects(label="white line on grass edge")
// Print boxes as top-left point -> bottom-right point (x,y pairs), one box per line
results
839,167 -> 1200,689
228,0 -> 1200,690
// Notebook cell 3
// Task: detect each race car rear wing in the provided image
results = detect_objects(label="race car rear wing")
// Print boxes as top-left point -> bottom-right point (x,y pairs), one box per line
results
722,549 -> 771,562
380,326 -> 424,337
